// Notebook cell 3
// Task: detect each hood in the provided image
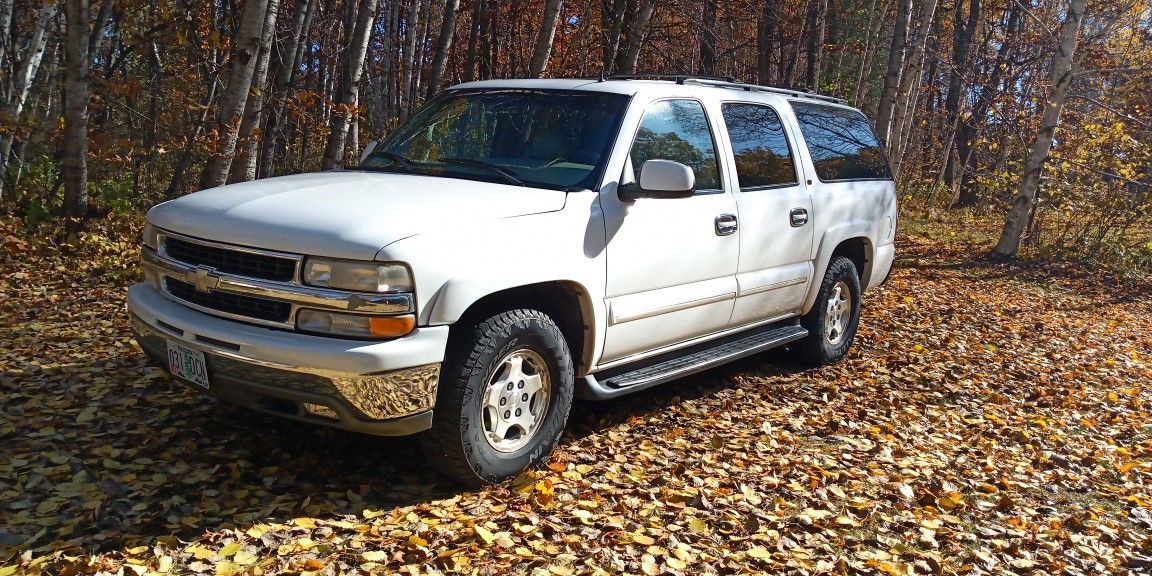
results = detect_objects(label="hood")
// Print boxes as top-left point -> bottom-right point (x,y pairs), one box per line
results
148,171 -> 568,260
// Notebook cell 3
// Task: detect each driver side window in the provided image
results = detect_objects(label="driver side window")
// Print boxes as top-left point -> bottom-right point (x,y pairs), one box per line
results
629,99 -> 722,192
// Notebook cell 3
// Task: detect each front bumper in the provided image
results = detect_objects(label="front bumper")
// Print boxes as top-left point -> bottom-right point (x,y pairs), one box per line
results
127,283 -> 449,436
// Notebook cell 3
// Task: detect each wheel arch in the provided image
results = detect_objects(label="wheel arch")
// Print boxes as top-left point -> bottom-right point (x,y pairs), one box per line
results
803,224 -> 876,314
434,281 -> 595,377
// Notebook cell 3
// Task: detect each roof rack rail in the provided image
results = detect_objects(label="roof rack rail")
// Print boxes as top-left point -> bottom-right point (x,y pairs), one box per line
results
596,72 -> 848,105
682,77 -> 848,105
601,73 -> 737,84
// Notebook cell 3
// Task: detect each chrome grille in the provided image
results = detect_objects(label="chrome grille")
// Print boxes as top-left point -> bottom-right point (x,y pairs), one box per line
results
165,278 -> 292,323
163,236 -> 297,282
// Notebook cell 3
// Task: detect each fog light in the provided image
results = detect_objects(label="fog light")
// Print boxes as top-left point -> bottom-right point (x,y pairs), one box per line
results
296,309 -> 415,338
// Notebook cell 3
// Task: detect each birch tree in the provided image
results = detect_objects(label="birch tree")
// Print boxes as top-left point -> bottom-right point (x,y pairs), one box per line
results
198,0 -> 273,190
0,0 -> 58,197
230,0 -> 281,183
874,0 -> 912,146
991,0 -> 1086,259
322,0 -> 380,170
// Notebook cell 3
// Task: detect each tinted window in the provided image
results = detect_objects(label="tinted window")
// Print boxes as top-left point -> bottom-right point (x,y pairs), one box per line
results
721,103 -> 798,189
365,89 -> 629,190
790,102 -> 893,181
630,100 -> 721,191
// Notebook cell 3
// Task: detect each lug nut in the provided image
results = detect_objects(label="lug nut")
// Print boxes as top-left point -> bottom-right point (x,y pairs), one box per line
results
504,411 -> 511,419
515,409 -> 522,416
500,398 -> 506,406
518,381 -> 524,389
522,394 -> 528,401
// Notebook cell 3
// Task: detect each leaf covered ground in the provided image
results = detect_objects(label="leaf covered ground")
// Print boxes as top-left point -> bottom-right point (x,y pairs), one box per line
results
2,221 -> 1151,575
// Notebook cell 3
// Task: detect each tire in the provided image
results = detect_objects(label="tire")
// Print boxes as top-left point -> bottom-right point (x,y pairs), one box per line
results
794,256 -> 862,366
420,309 -> 574,485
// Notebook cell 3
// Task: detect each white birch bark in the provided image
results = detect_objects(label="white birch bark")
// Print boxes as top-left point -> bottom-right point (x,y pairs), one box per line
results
992,0 -> 1086,259
199,0 -> 272,190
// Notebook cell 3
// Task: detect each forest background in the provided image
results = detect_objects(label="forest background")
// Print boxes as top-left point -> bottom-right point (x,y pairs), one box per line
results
0,0 -> 1149,269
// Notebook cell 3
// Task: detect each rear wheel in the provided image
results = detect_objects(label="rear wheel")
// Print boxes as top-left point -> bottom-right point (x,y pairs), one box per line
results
421,309 -> 573,485
795,256 -> 862,366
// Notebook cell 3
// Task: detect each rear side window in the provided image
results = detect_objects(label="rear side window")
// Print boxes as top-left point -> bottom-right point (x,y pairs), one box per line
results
721,103 -> 798,189
790,102 -> 893,182
630,99 -> 722,192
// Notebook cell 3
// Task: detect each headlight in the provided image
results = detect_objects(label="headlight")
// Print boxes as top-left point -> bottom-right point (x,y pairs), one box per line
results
141,222 -> 158,249
303,258 -> 412,293
297,309 -> 415,338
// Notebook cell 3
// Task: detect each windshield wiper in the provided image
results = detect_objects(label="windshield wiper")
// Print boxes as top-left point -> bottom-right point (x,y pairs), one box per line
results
439,157 -> 524,186
369,151 -> 418,172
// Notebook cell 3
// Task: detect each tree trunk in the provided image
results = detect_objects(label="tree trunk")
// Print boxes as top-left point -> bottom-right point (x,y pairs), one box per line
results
615,0 -> 654,74
258,0 -> 312,179
889,0 -> 939,171
874,0 -> 911,145
756,0 -> 778,85
0,0 -> 14,73
805,0 -> 828,90
955,2 -> 1020,207
602,0 -> 627,74
322,0 -> 380,170
428,0 -> 461,94
62,0 -> 91,223
0,1 -> 59,195
943,0 -> 980,189
698,0 -> 716,75
991,0 -> 1085,260
198,0 -> 272,190
230,0 -> 281,183
529,0 -> 563,78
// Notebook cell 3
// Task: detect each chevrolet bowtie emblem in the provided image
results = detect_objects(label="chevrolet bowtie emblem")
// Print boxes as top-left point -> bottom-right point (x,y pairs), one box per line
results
187,266 -> 221,293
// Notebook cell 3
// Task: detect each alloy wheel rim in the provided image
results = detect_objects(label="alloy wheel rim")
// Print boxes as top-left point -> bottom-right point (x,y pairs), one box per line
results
824,280 -> 852,346
480,349 -> 551,453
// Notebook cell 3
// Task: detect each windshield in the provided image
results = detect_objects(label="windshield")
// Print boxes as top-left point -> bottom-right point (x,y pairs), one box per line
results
360,89 -> 630,190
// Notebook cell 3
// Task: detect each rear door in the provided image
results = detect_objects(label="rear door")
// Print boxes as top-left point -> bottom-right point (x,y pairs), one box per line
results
718,100 -> 814,327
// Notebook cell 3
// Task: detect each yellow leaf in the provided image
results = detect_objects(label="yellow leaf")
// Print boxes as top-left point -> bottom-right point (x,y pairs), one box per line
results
688,518 -> 708,533
218,543 -> 240,558
667,557 -> 688,570
360,550 -> 388,562
292,517 -> 317,529
187,545 -> 215,560
747,547 -> 772,559
631,533 -> 656,546
474,525 -> 496,545
408,534 -> 429,548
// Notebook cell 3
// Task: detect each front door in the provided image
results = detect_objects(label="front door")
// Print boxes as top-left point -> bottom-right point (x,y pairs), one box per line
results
600,99 -> 739,363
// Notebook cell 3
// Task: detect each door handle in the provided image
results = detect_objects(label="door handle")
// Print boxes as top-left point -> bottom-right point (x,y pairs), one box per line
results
789,208 -> 809,227
715,214 -> 738,236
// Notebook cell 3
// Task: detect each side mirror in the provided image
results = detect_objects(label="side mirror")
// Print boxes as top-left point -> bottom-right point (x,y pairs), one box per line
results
359,140 -> 379,164
619,159 -> 695,202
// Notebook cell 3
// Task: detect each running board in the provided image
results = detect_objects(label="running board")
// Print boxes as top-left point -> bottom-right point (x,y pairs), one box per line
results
579,322 -> 808,400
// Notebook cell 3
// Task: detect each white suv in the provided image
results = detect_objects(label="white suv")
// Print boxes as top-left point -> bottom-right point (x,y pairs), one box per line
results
128,77 -> 897,484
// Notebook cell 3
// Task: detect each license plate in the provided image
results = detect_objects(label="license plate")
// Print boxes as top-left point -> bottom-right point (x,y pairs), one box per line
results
167,340 -> 209,389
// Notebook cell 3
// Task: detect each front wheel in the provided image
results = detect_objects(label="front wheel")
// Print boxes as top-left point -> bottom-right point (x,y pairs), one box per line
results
795,256 -> 862,366
421,309 -> 574,485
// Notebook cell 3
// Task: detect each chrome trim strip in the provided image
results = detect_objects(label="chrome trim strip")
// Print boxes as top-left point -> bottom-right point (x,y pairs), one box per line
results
143,248 -> 414,322
738,276 -> 808,297
609,291 -> 735,325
